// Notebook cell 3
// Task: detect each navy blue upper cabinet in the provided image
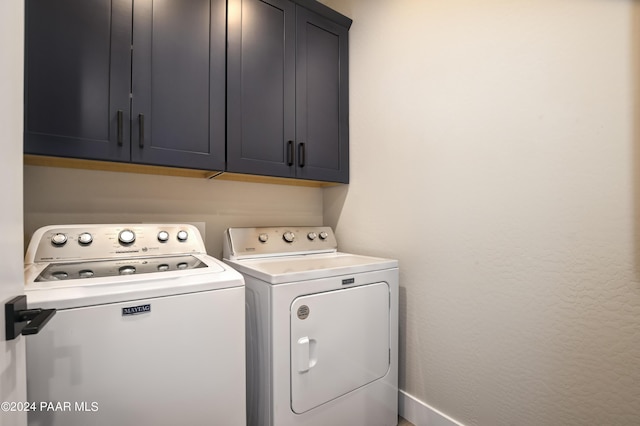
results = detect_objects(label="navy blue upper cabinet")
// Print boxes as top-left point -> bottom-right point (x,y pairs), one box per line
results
227,0 -> 351,183
130,0 -> 225,170
25,0 -> 132,162
25,0 -> 226,171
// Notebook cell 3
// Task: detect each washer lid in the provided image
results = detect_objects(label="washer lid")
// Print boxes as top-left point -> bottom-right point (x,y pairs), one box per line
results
34,254 -> 210,282
224,252 -> 398,284
24,254 -> 243,310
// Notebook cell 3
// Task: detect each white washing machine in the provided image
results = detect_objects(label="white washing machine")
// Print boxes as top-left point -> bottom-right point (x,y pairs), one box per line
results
223,226 -> 399,426
24,224 -> 246,426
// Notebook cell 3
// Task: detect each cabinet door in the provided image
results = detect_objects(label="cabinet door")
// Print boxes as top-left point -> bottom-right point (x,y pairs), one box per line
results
25,0 -> 132,161
295,7 -> 349,183
131,0 -> 226,171
227,0 -> 296,178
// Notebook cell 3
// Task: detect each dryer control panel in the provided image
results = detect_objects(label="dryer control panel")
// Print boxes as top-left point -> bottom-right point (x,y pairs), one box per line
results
224,227 -> 338,260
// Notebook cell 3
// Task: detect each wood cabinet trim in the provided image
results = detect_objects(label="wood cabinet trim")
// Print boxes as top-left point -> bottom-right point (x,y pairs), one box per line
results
24,155 -> 342,188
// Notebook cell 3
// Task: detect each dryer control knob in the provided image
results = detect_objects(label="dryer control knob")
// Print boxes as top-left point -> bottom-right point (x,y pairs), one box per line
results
118,229 -> 136,245
307,232 -> 317,240
177,230 -> 189,242
258,233 -> 269,243
319,231 -> 329,240
51,233 -> 68,246
283,231 -> 295,243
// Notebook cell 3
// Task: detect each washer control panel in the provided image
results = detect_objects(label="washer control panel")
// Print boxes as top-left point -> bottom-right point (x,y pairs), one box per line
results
26,224 -> 206,263
224,226 -> 337,260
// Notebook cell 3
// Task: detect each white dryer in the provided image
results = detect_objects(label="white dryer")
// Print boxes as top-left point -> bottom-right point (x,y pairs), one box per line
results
223,226 -> 399,426
24,224 -> 246,426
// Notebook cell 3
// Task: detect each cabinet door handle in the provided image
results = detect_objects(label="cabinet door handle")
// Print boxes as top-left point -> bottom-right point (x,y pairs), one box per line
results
287,141 -> 294,166
138,113 -> 145,148
298,142 -> 306,168
117,110 -> 123,146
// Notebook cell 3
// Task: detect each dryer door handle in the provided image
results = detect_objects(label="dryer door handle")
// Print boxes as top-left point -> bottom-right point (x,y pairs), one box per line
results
296,336 -> 317,373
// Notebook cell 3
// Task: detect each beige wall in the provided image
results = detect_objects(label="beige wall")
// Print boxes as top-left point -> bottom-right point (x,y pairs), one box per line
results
322,0 -> 640,425
22,1 -> 640,424
24,166 -> 323,258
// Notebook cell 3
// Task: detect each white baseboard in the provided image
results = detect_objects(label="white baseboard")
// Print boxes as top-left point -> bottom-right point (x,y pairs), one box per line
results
398,390 -> 465,426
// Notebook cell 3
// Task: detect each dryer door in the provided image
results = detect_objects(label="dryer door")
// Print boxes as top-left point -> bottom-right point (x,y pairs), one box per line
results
290,282 -> 390,414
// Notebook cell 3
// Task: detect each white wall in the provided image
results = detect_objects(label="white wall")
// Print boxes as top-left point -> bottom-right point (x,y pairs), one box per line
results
0,1 -> 27,424
322,0 -> 640,425
24,166 -> 323,258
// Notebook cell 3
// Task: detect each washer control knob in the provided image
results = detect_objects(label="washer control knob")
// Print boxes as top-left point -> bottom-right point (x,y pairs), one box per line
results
79,270 -> 94,279
119,266 -> 136,275
177,230 -> 188,242
157,231 -> 170,242
51,233 -> 68,246
307,232 -> 317,241
51,271 -> 68,280
258,233 -> 269,243
78,232 -> 93,245
118,229 -> 136,245
319,231 -> 329,240
283,231 -> 295,243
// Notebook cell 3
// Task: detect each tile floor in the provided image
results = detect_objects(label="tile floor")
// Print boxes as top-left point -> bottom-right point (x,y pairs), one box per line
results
398,416 -> 414,426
